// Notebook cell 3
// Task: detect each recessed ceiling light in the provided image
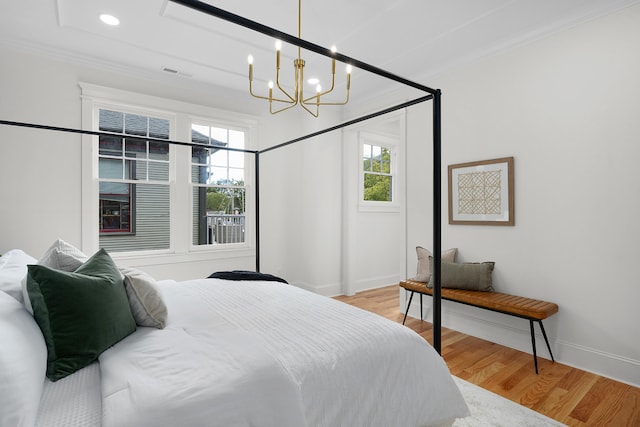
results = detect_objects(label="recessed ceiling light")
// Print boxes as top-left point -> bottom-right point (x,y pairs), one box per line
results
99,14 -> 120,26
307,78 -> 319,85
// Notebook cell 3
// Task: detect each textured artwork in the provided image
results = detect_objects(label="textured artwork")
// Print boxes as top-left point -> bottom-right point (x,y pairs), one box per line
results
448,157 -> 514,225
457,170 -> 502,215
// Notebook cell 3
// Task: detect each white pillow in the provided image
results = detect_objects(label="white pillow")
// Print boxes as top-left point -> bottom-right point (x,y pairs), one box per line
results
411,246 -> 458,282
0,249 -> 37,304
37,239 -> 89,271
0,290 -> 47,427
23,239 -> 89,314
120,267 -> 168,329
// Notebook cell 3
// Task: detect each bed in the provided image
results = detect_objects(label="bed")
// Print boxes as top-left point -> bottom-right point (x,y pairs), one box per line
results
1,241 -> 470,427
1,1 -> 458,425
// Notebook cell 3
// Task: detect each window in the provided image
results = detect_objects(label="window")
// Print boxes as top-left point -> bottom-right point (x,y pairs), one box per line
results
191,124 -> 246,245
81,83 -> 257,260
363,143 -> 393,202
97,109 -> 170,252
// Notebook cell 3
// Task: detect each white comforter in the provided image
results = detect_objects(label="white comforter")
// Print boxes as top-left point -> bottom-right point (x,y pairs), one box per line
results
99,279 -> 469,427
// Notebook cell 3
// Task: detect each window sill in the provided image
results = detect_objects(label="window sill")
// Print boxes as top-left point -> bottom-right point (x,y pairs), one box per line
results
358,202 -> 401,213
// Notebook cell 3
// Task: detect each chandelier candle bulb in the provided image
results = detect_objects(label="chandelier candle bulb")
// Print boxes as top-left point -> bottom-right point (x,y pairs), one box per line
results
331,46 -> 337,74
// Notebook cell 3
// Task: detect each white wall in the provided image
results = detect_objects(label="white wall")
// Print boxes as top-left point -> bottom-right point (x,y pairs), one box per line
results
258,109 -> 346,294
341,113 -> 407,296
0,45 -> 352,293
405,5 -> 640,387
0,46 -> 273,279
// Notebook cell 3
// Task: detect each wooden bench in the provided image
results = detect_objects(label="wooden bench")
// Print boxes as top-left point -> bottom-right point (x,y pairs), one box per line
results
399,279 -> 559,374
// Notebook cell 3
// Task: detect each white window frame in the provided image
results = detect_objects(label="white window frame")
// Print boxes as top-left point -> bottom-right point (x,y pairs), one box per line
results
80,83 -> 257,263
188,117 -> 253,252
358,131 -> 400,212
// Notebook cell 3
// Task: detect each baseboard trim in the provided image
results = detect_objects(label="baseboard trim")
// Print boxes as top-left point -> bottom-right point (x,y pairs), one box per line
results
293,281 -> 342,297
354,274 -> 401,293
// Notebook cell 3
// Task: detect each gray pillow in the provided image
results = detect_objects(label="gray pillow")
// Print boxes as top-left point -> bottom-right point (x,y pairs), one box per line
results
411,246 -> 457,282
120,267 -> 168,329
427,261 -> 495,291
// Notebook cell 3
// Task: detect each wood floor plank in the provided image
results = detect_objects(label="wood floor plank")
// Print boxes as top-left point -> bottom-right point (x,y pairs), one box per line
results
334,285 -> 640,426
536,369 -> 600,423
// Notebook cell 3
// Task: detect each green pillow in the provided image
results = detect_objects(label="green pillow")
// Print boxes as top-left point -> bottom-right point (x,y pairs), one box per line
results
27,248 -> 136,381
427,261 -> 495,291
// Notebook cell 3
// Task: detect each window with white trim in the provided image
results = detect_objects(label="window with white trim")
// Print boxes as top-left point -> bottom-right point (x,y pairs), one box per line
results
81,83 -> 257,258
191,124 -> 247,245
358,131 -> 400,212
362,143 -> 393,202
98,109 -> 171,252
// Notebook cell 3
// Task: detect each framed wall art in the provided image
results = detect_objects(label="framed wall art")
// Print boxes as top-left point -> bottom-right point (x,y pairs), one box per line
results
448,157 -> 514,226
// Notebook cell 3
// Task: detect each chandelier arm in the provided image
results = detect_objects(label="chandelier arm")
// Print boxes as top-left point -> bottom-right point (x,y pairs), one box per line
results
302,86 -> 349,106
302,85 -> 335,103
307,98 -> 350,106
299,101 -> 319,118
301,70 -> 337,103
270,101 -> 300,115
249,81 -> 295,104
275,66 -> 297,103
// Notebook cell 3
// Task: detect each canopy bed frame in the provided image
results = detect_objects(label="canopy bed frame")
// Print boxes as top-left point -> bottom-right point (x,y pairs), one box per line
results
0,0 -> 445,354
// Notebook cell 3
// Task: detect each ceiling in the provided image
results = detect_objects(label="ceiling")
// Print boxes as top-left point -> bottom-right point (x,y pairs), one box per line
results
1,0 -> 638,113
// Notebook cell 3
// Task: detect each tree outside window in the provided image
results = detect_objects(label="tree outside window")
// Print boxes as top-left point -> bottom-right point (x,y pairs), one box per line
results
363,144 -> 392,202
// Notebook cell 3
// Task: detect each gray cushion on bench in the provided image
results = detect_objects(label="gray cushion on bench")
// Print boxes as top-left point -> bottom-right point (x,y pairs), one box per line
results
412,247 -> 457,282
428,261 -> 495,291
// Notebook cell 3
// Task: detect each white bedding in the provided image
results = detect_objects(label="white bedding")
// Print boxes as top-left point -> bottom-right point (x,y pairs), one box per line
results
97,278 -> 469,427
36,363 -> 101,427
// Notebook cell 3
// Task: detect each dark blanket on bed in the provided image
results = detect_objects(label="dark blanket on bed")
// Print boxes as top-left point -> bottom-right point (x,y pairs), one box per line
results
208,270 -> 288,284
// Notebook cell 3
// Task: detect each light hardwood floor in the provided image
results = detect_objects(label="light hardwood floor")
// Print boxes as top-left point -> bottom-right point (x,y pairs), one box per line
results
334,285 -> 640,427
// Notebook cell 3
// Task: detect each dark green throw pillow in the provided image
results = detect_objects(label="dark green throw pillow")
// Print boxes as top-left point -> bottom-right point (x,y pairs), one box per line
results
27,248 -> 136,381
427,261 -> 495,291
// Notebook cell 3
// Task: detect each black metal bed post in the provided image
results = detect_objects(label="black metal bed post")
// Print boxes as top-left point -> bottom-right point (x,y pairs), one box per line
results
255,152 -> 260,272
433,90 -> 442,354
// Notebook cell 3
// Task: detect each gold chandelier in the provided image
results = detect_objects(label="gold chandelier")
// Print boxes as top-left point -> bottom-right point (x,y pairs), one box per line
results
247,0 -> 352,117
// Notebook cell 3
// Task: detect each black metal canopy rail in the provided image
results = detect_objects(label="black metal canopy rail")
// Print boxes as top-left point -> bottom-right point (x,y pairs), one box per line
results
165,0 -> 445,355
0,0 -> 445,354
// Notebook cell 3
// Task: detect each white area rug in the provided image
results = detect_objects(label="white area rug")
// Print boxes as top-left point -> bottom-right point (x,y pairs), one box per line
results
453,377 -> 567,426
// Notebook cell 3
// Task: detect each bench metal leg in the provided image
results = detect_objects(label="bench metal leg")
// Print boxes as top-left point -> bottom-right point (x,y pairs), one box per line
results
420,294 -> 423,321
529,320 -> 539,374
402,291 -> 415,325
538,320 -> 555,362
530,320 -> 556,374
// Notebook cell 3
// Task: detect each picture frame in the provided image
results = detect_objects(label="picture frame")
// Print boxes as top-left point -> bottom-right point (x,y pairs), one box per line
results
448,157 -> 514,226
